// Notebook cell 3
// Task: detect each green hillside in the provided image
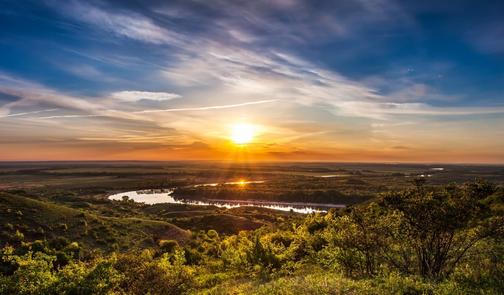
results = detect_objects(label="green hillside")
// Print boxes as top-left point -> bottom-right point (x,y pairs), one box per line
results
0,192 -> 190,252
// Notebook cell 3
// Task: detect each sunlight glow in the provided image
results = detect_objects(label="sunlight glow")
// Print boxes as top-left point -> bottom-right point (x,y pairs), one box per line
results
230,123 -> 255,145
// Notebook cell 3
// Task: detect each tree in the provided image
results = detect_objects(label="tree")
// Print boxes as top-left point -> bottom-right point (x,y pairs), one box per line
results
321,204 -> 388,277
380,181 -> 504,280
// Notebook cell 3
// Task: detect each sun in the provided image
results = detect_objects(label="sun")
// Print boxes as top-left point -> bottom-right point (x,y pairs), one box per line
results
230,123 -> 255,145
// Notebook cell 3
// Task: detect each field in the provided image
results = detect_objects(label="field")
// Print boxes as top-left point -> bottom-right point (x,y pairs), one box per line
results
2,161 -> 503,192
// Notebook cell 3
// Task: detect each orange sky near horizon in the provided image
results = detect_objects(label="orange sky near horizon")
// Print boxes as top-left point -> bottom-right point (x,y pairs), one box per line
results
1,108 -> 503,163
1,133 -> 503,164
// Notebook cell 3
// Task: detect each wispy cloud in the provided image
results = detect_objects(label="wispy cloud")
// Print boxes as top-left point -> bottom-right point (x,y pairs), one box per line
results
111,91 -> 181,102
160,42 -> 504,120
46,0 -> 464,121
34,114 -> 104,119
132,99 -> 278,114
57,0 -> 184,46
0,108 -> 58,118
0,73 -> 104,116
59,64 -> 121,83
334,101 -> 504,119
34,99 -> 278,119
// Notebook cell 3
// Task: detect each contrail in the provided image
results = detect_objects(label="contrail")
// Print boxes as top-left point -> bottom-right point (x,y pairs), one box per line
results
34,99 -> 278,119
36,114 -> 104,119
0,108 -> 58,118
132,99 -> 278,114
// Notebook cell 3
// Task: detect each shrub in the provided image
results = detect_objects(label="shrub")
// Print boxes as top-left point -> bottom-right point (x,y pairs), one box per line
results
114,250 -> 195,295
159,239 -> 178,254
29,240 -> 47,253
207,229 -> 219,240
12,230 -> 24,243
0,248 -> 56,295
50,237 -> 69,250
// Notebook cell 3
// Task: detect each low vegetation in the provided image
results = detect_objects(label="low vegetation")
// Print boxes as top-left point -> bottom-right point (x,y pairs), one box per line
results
1,178 -> 503,294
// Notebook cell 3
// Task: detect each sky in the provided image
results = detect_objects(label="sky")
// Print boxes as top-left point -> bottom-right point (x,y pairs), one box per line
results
0,0 -> 503,163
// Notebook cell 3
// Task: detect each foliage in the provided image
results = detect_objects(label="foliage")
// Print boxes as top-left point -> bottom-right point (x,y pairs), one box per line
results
379,181 -> 504,279
159,239 -> 179,254
1,181 -> 503,294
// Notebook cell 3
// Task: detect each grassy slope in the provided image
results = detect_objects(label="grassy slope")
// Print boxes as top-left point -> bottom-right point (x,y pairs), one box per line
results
201,267 -> 455,295
170,213 -> 266,234
141,203 -> 288,235
0,192 -> 190,251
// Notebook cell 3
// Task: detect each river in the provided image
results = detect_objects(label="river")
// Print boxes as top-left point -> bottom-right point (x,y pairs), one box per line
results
108,181 -> 345,214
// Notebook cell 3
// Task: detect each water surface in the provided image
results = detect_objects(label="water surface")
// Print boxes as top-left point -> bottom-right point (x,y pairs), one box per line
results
108,181 -> 344,214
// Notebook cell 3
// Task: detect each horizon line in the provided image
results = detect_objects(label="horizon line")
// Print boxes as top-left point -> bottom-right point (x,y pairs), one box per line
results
0,159 -> 502,166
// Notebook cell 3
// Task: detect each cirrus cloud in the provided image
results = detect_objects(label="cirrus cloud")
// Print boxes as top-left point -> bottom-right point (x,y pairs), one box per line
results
111,91 -> 181,102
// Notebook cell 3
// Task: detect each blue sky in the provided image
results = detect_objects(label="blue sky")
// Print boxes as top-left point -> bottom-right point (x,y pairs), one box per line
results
0,0 -> 503,162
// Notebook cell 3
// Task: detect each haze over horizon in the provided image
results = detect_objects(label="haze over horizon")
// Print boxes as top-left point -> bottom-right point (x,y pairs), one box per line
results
1,0 -> 503,163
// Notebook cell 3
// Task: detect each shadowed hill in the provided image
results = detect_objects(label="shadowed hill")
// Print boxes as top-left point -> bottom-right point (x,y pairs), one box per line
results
0,192 -> 190,252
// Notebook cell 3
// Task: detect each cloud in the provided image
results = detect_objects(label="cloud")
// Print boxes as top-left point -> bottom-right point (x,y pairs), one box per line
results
132,99 -> 277,114
0,73 -> 104,116
160,41 -> 504,120
0,108 -> 58,118
34,99 -> 278,119
111,91 -> 181,102
58,0 -> 184,45
60,64 -> 121,83
334,101 -> 504,119
46,1 -> 447,121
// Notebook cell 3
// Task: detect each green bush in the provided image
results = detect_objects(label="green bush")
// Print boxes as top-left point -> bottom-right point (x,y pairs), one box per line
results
158,239 -> 179,254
